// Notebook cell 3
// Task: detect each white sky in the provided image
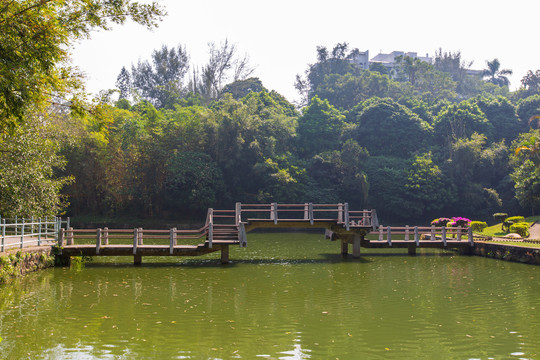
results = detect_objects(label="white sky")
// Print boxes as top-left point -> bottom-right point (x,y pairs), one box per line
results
72,0 -> 540,103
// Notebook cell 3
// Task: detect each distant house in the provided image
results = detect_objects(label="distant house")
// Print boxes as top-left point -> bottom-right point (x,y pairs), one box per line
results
369,51 -> 433,72
348,49 -> 370,70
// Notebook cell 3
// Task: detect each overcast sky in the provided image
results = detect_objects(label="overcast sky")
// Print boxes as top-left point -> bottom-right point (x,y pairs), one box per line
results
72,0 -> 540,103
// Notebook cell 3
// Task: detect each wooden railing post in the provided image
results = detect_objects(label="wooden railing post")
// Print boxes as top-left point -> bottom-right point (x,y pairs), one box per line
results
208,222 -> 213,248
235,202 -> 242,226
20,218 -> 25,249
468,227 -> 473,245
272,202 -> 278,224
344,203 -> 350,231
96,228 -> 102,254
170,228 -> 176,254
430,226 -> 436,241
405,225 -> 410,241
371,209 -> 379,230
338,203 -> 343,223
414,226 -> 419,246
303,203 -> 308,220
442,226 -> 447,246
239,222 -> 247,248
67,227 -> 74,245
379,226 -> 383,241
138,227 -> 143,245
38,218 -> 42,246
103,227 -> 109,245
58,228 -> 64,247
133,228 -> 138,254
387,226 -> 392,246
309,203 -> 314,225
457,227 -> 462,241
1,218 -> 5,252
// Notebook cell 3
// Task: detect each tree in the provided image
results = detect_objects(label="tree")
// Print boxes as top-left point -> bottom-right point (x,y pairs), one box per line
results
116,66 -> 132,100
165,151 -> 224,212
296,96 -> 345,156
295,42 -> 365,106
0,116 -> 73,217
349,97 -> 433,158
433,100 -> 493,154
192,40 -> 254,102
404,152 -> 456,217
0,0 -> 164,131
433,49 -> 472,92
511,160 -> 540,215
395,56 -> 423,85
483,58 -> 513,87
521,70 -> 540,93
130,44 -> 190,108
474,96 -> 520,142
221,77 -> 266,100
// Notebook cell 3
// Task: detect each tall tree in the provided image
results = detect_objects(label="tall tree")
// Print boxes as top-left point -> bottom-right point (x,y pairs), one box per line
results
483,58 -> 513,87
116,66 -> 132,100
0,0 -> 164,130
193,40 -> 254,102
130,44 -> 190,108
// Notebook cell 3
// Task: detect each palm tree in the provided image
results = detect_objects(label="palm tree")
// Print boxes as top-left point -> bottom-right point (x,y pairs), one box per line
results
483,58 -> 513,86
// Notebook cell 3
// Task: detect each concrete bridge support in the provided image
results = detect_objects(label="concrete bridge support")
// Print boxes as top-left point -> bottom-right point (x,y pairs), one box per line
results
353,234 -> 361,258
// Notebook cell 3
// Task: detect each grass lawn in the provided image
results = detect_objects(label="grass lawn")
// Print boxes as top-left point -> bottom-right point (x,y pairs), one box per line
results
479,215 -> 540,237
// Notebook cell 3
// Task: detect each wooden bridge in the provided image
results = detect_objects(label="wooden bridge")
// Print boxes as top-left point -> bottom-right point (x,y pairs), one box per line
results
57,203 -> 474,265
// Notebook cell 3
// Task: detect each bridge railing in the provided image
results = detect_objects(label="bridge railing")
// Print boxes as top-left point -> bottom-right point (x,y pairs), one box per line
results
60,226 -> 210,254
376,225 -> 473,246
1,216 -> 68,252
235,202 -> 378,230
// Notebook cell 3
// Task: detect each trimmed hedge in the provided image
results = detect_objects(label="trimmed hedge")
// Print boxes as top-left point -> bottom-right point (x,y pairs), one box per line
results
509,222 -> 530,238
503,216 -> 526,232
471,221 -> 488,232
505,216 -> 525,223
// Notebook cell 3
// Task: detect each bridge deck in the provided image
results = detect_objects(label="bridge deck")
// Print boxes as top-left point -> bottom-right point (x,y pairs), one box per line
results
61,244 -> 229,257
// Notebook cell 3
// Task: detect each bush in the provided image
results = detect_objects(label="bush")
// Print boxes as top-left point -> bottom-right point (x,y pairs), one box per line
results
509,222 -> 530,238
503,216 -> 526,232
493,213 -> 508,224
471,221 -> 488,232
505,216 -> 525,223
450,217 -> 471,227
431,218 -> 452,226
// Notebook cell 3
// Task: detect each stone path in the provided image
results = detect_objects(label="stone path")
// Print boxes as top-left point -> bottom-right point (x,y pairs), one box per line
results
529,222 -> 540,240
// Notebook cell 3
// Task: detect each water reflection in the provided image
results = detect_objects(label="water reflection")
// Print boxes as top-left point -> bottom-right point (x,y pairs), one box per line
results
1,233 -> 540,359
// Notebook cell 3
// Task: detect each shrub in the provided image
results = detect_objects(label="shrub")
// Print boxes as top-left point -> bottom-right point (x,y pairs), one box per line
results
493,213 -> 508,223
431,218 -> 452,226
509,222 -> 530,238
451,217 -> 471,227
505,216 -> 525,223
503,216 -> 526,232
471,221 -> 488,232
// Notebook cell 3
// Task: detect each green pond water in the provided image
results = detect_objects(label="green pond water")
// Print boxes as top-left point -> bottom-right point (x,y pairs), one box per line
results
1,232 -> 540,359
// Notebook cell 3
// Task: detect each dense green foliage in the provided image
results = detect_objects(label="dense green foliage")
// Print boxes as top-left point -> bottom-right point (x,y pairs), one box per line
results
2,15 -> 540,224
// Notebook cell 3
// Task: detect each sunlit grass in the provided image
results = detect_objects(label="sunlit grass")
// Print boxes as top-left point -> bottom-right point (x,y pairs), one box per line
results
479,216 -> 540,237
